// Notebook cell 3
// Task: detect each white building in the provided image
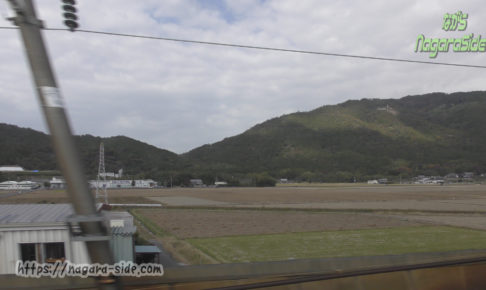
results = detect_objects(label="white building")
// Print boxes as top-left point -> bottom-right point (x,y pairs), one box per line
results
0,165 -> 24,172
0,204 -> 136,274
89,179 -> 157,189
99,169 -> 123,179
0,180 -> 39,190
190,179 -> 204,187
49,177 -> 66,189
0,204 -> 89,274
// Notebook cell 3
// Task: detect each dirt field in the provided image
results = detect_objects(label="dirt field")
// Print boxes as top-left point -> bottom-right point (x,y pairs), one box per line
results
2,184 -> 485,204
134,208 -> 422,238
2,184 -> 486,233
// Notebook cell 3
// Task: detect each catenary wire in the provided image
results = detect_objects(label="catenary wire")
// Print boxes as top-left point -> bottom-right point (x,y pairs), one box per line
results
1,26 -> 486,69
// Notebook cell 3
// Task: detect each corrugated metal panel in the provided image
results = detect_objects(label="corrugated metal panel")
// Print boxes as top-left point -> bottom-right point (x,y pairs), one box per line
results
111,234 -> 134,262
0,204 -> 73,224
0,227 -> 91,274
111,226 -> 137,236
71,240 -> 90,264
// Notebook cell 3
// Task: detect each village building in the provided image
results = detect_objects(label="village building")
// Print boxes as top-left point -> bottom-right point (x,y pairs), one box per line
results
0,204 -> 136,274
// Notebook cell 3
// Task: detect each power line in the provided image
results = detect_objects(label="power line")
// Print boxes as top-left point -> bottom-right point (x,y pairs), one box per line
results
2,26 -> 486,69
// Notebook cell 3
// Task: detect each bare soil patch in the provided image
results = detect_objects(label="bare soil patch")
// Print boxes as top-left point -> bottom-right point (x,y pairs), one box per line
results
5,184 -> 484,206
387,213 -> 486,231
249,199 -> 486,213
135,208 -> 421,238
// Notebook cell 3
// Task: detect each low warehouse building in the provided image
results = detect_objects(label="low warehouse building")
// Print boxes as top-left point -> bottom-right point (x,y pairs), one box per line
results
0,165 -> 25,172
0,204 -> 136,274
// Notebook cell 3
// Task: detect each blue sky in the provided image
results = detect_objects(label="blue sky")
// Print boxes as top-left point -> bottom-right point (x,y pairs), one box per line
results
1,0 -> 485,154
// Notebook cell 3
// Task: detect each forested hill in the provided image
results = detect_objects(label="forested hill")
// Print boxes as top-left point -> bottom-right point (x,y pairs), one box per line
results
2,91 -> 486,182
183,91 -> 486,181
0,123 -> 180,177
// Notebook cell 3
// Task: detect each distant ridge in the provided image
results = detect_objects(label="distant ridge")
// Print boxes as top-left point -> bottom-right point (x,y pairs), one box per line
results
0,123 -> 179,177
183,91 -> 486,181
2,91 -> 486,182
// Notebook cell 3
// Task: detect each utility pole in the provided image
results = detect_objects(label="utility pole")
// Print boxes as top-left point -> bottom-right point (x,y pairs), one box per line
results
7,1 -> 120,288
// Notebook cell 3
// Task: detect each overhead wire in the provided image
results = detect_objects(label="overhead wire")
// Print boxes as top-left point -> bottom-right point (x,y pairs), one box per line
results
1,26 -> 486,69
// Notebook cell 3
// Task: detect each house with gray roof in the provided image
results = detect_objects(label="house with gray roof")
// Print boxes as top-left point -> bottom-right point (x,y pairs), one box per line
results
0,204 -> 136,274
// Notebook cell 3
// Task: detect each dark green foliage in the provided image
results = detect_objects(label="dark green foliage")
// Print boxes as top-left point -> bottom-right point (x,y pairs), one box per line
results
0,124 -> 180,179
172,172 -> 193,187
0,124 -> 56,170
255,173 -> 276,187
184,91 -> 486,179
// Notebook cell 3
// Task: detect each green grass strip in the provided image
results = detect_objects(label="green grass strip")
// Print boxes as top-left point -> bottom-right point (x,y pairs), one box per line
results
129,209 -> 167,237
188,226 -> 486,263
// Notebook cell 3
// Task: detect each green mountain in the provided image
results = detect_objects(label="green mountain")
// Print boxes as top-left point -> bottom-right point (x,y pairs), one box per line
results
1,91 -> 486,183
183,91 -> 486,181
0,123 -> 57,171
0,123 -> 180,178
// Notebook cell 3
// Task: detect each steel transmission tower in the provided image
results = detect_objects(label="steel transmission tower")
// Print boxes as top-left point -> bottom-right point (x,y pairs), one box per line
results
96,142 -> 108,204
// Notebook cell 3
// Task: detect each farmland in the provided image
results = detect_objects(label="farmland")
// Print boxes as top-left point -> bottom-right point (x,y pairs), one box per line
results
2,184 -> 486,264
3,183 -> 486,205
134,208 -> 420,238
188,226 -> 486,263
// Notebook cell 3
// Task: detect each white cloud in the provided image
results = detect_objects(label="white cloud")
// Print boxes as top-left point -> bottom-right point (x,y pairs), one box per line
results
1,0 -> 486,154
